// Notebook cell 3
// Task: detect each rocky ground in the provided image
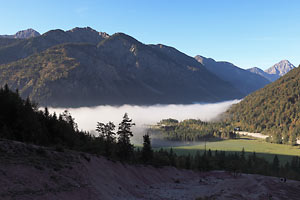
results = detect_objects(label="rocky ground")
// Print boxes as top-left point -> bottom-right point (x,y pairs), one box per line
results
1,139 -> 300,200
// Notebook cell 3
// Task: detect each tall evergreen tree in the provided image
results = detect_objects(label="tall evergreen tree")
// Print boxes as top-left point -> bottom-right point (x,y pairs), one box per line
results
96,121 -> 116,156
272,155 -> 280,173
116,113 -> 135,160
96,122 -> 116,142
141,134 -> 153,163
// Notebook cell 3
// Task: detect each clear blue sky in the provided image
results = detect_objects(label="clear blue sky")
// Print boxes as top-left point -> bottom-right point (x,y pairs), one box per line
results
0,0 -> 299,69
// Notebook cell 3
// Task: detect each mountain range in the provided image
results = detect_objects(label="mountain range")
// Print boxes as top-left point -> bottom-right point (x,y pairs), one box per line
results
1,27 -> 291,107
247,60 -> 295,82
0,27 -> 245,107
194,56 -> 271,96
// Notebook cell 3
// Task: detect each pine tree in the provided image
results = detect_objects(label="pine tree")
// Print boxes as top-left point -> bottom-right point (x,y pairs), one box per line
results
272,155 -> 280,173
96,122 -> 116,142
96,121 -> 116,156
208,149 -> 212,157
241,147 -> 245,160
117,113 -> 135,161
169,148 -> 176,166
141,134 -> 153,163
185,154 -> 191,169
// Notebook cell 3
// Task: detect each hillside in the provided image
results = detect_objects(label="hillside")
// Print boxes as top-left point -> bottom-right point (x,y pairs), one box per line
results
195,55 -> 270,95
227,65 -> 300,144
1,85 -> 300,200
247,60 -> 295,82
1,139 -> 300,200
0,31 -> 243,107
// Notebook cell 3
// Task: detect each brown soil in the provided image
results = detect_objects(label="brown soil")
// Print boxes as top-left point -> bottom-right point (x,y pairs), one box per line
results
0,139 -> 299,200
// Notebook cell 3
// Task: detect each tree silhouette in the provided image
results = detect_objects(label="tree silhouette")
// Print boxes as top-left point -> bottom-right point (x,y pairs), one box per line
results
272,155 -> 280,173
96,121 -> 116,156
117,113 -> 135,160
142,134 -> 153,163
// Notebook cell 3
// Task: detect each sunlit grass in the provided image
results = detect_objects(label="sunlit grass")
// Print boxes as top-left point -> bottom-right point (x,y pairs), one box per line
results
154,136 -> 300,164
177,137 -> 300,156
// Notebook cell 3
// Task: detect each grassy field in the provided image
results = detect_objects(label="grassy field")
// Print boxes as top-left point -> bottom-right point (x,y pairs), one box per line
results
155,136 -> 300,164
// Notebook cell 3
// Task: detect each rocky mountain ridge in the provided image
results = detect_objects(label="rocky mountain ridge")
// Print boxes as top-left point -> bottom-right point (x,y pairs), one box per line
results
247,60 -> 295,82
0,28 -> 243,107
0,28 -> 40,39
195,55 -> 270,96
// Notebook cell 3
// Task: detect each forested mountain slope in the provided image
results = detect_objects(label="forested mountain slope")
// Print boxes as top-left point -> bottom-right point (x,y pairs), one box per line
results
0,32 -> 243,107
227,65 -> 300,144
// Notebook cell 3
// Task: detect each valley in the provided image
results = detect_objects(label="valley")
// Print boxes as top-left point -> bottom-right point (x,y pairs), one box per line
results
162,136 -> 300,164
2,1 -> 300,199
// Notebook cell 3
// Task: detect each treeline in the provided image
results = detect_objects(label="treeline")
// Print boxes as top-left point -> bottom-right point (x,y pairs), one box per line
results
0,84 -> 89,148
0,84 -> 137,161
150,118 -> 237,141
1,85 -> 300,180
146,148 -> 300,181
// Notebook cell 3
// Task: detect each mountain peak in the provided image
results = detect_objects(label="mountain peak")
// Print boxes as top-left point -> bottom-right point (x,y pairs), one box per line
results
265,60 -> 295,76
67,26 -> 109,38
0,28 -> 40,39
14,28 -> 40,39
247,67 -> 264,73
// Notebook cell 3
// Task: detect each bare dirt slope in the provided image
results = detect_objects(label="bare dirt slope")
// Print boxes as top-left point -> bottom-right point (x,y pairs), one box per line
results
0,139 -> 300,200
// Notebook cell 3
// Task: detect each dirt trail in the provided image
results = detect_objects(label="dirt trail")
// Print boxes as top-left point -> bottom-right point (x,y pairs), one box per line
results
238,131 -> 300,144
1,139 -> 300,200
237,131 -> 268,139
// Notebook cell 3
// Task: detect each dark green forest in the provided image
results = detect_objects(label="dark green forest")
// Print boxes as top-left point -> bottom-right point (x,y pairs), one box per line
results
227,65 -> 300,145
150,118 -> 237,141
1,85 -> 300,180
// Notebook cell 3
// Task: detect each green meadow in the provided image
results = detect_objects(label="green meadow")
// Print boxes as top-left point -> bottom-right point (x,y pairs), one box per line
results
155,136 -> 300,165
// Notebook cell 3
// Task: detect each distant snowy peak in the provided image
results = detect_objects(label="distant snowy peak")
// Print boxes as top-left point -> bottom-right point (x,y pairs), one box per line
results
0,28 -> 40,39
265,60 -> 295,76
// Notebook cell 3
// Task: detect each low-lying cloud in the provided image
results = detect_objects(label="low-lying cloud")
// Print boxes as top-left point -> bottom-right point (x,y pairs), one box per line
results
48,100 -> 240,144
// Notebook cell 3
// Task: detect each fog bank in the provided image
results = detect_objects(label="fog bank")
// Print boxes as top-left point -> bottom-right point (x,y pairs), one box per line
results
49,100 -> 240,144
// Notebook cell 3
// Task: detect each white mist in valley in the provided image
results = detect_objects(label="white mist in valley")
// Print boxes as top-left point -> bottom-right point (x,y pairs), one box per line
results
48,100 -> 240,145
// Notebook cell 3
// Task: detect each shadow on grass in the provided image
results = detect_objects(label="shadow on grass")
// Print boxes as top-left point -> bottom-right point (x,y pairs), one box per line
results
154,147 -> 297,165
235,137 -> 256,141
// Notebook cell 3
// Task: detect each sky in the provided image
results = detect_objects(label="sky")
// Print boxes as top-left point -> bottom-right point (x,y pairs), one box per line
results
0,0 -> 299,70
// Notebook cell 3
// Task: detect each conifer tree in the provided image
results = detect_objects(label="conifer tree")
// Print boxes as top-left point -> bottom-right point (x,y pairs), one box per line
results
96,122 -> 116,142
142,134 -> 153,163
117,113 -> 135,160
96,121 -> 116,156
272,155 -> 280,173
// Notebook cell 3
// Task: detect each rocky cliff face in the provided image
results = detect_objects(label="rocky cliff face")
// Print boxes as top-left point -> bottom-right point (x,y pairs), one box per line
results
265,60 -> 295,76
